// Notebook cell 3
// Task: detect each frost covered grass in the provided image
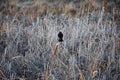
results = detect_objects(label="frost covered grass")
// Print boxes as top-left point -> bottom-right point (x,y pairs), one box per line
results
0,1 -> 120,80
0,12 -> 119,80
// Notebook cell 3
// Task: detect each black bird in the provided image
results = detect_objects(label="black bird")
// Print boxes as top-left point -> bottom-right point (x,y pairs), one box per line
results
58,31 -> 63,42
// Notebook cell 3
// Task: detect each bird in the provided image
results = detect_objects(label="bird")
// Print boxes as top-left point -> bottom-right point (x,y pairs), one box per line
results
58,31 -> 63,42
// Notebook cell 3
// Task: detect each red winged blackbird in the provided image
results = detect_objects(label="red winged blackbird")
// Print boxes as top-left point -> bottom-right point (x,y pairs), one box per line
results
58,31 -> 63,42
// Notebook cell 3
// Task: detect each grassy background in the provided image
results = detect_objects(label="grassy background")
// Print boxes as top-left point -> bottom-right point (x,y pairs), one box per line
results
0,0 -> 120,80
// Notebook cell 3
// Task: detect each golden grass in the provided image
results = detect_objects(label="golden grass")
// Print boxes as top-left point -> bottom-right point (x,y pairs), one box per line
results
92,70 -> 98,78
64,3 -> 75,14
0,69 -> 7,79
0,0 -> 115,18
51,42 -> 59,69
76,65 -> 86,80
9,0 -> 18,8
44,72 -> 50,80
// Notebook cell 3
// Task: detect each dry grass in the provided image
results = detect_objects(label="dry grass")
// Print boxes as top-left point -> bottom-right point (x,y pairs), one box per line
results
0,0 -> 120,80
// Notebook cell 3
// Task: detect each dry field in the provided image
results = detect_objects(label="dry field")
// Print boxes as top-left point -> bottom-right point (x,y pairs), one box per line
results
0,0 -> 120,80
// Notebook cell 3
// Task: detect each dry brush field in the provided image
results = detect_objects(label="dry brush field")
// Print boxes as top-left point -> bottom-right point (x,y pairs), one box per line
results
0,0 -> 120,80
